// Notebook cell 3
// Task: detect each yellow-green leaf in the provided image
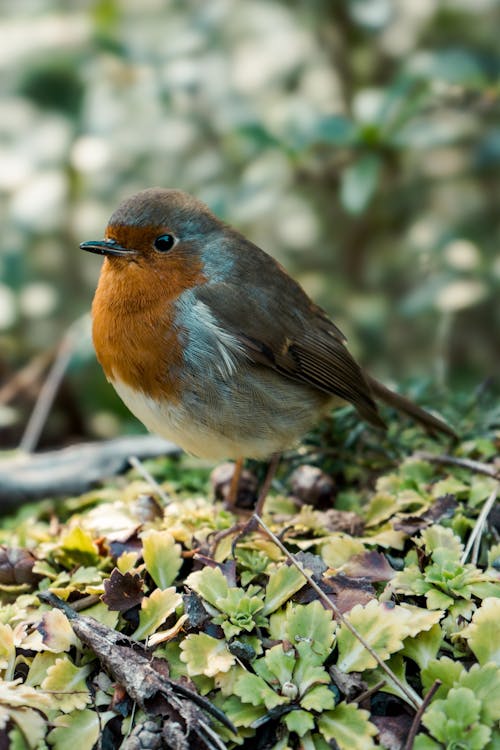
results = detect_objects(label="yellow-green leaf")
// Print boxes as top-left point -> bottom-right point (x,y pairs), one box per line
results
41,657 -> 93,712
48,708 -> 114,750
185,567 -> 229,607
461,598 -> 500,666
0,624 -> 15,679
318,703 -> 377,749
262,564 -> 306,615
337,600 -> 412,672
284,708 -> 315,736
234,672 -> 287,710
23,609 -> 79,653
2,707 -> 47,748
55,527 -> 100,567
132,587 -> 182,641
321,536 -> 366,569
141,529 -> 182,589
179,633 -> 235,677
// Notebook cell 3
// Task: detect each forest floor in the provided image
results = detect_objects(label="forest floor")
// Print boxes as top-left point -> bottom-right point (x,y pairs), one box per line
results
0,387 -> 499,750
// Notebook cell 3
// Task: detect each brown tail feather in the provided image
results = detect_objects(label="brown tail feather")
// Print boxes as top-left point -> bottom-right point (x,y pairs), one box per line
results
366,374 -> 457,439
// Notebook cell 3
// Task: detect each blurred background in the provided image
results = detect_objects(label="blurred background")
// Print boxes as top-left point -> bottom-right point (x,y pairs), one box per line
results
1,0 -> 499,450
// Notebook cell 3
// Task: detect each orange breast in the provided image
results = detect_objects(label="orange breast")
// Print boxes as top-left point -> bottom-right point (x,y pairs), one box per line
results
91,239 -> 205,402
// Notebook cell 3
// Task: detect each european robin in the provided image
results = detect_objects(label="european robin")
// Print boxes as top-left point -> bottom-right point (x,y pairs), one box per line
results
81,188 -> 454,507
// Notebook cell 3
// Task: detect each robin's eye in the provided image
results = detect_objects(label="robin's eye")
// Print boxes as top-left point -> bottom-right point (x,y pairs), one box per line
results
153,234 -> 176,252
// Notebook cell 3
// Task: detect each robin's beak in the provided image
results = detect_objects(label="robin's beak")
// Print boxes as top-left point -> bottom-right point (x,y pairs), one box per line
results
80,239 -> 136,257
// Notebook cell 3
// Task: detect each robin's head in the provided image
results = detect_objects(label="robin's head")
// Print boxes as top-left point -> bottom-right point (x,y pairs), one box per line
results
80,188 -> 222,273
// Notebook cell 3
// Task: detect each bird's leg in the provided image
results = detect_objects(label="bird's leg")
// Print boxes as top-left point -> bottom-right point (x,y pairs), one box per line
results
227,456 -> 244,508
226,454 -> 281,556
252,452 -> 281,517
210,453 -> 281,556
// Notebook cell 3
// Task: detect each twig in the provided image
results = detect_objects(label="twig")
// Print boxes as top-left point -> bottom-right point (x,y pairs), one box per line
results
414,452 -> 499,479
0,349 -> 54,406
355,680 -> 386,706
252,513 -> 422,710
128,455 -> 171,505
404,679 -> 442,750
461,484 -> 499,565
70,594 -> 101,611
18,318 -> 88,453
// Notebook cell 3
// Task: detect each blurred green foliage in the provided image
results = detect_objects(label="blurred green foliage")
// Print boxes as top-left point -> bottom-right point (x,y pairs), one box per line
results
0,0 -> 499,447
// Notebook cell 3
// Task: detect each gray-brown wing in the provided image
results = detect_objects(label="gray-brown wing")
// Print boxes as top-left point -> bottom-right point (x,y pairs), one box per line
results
195,282 -> 385,429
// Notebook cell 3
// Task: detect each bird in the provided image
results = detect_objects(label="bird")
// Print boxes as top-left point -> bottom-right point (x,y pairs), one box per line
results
81,188 -> 454,511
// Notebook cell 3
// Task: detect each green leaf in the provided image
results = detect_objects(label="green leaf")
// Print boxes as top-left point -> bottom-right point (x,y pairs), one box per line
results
422,686 -> 491,749
141,530 -> 182,589
132,587 -> 182,641
179,633 -> 235,677
431,477 -> 469,499
300,684 -> 335,712
469,477 -> 498,508
425,588 -> 454,610
403,623 -> 443,670
337,600 -> 412,672
364,493 -> 400,526
0,679 -> 53,712
222,694 -> 266,727
400,604 -> 443,638
284,708 -> 315,737
234,672 -> 287,710
185,566 -> 229,608
321,536 -> 366,568
340,153 -> 381,215
262,564 -> 306,615
421,525 -> 463,558
48,708 -> 114,750
0,623 -> 15,679
268,601 -> 336,663
293,649 -> 331,698
215,588 -> 265,638
308,734 -> 332,750
55,527 -> 100,567
421,656 -> 465,699
318,703 -> 377,750
257,644 -> 294,688
367,653 -> 421,707
41,657 -> 93,712
413,736 -> 441,750
460,663 -> 500,725
25,651 -> 60,687
461,598 -> 500,666
6,710 -> 47,750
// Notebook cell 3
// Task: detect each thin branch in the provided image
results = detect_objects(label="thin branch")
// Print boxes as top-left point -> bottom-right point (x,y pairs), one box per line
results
355,680 -> 386,706
461,483 -> 499,565
0,348 -> 53,406
404,679 -> 442,750
253,513 -> 422,710
128,455 -> 171,505
18,318 -> 89,453
414,451 -> 499,479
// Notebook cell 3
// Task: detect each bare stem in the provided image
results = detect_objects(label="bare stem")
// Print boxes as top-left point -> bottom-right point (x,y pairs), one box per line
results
404,679 -> 442,750
128,455 -> 171,505
414,451 -> 499,479
461,483 -> 499,565
0,349 -> 53,406
18,332 -> 75,454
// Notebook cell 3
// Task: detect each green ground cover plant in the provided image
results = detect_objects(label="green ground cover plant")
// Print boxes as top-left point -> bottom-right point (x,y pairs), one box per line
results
0,394 -> 498,749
